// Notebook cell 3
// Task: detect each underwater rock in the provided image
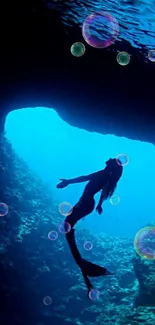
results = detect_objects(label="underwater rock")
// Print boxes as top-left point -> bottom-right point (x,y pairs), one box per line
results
133,254 -> 155,306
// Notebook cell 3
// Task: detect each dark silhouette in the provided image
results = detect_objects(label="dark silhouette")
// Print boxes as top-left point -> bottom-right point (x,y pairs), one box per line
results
57,158 -> 123,293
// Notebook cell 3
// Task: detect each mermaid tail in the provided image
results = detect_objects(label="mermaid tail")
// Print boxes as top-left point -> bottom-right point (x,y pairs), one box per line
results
66,228 -> 113,292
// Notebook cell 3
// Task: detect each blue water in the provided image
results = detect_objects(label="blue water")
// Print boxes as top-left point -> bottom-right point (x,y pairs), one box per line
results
5,107 -> 155,239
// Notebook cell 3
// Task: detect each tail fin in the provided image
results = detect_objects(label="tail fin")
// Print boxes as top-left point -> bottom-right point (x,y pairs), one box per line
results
66,228 -> 113,277
66,227 -> 114,292
80,258 -> 114,277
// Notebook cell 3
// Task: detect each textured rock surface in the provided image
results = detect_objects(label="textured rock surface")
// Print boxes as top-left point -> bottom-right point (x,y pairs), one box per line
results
1,133 -> 155,324
133,254 -> 155,307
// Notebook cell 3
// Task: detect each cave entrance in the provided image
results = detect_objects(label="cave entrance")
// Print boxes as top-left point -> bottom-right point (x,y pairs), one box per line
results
4,106 -> 155,239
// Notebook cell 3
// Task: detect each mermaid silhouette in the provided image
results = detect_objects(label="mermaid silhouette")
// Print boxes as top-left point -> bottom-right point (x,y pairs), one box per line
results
56,158 -> 123,293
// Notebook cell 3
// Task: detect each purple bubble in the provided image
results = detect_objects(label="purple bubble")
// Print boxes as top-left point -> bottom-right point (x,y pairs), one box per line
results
116,154 -> 129,166
134,226 -> 155,260
43,296 -> 52,306
148,50 -> 155,62
83,241 -> 93,251
89,289 -> 100,300
48,230 -> 58,241
58,221 -> 71,234
82,11 -> 119,49
0,202 -> 9,217
59,202 -> 73,216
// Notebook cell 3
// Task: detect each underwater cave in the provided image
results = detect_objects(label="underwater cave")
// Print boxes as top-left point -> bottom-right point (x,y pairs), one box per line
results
1,0 -> 155,323
0,107 -> 155,325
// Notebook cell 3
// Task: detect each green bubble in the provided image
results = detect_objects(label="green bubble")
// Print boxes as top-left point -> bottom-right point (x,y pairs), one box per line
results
110,195 -> 120,206
70,42 -> 86,57
116,51 -> 130,66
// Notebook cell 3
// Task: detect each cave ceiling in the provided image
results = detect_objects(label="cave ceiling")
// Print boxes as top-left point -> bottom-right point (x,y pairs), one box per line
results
0,0 -> 155,144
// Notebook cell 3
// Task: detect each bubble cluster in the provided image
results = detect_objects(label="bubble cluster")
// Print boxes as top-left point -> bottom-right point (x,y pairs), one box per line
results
117,51 -> 130,66
89,289 -> 100,300
71,42 -> 86,57
0,202 -> 9,217
110,195 -> 120,206
82,11 -> 119,49
148,50 -> 155,62
43,296 -> 52,306
83,241 -> 93,251
48,230 -> 58,241
59,202 -> 73,217
134,226 -> 155,260
58,221 -> 71,234
116,154 -> 129,167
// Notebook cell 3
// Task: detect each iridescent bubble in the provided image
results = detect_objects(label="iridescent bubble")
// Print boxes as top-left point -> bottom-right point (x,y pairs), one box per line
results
58,221 -> 71,234
110,195 -> 120,206
71,42 -> 86,57
116,52 -> 130,66
82,11 -> 119,49
134,226 -> 155,260
43,296 -> 52,306
48,230 -> 58,241
0,202 -> 9,217
89,289 -> 100,300
116,154 -> 129,167
148,50 -> 155,62
84,241 -> 93,251
59,202 -> 73,217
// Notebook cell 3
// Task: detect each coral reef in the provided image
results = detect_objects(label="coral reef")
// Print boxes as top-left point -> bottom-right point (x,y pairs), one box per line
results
0,133 -> 155,325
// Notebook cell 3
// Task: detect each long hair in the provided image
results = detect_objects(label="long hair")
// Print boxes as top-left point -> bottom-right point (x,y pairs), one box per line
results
104,158 -> 123,199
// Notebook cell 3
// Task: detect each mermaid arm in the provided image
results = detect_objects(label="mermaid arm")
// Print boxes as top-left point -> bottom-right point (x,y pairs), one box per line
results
68,170 -> 102,184
57,170 -> 104,189
57,174 -> 93,189
68,175 -> 91,184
